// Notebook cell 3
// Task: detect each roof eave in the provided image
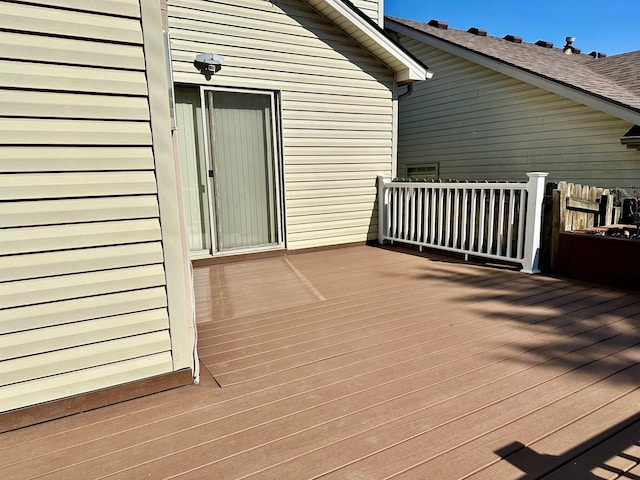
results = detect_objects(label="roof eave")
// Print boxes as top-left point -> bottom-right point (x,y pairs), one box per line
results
386,17 -> 640,124
621,125 -> 640,150
302,0 -> 430,82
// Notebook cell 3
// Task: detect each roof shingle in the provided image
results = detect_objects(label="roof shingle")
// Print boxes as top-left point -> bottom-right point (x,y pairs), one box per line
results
386,16 -> 640,114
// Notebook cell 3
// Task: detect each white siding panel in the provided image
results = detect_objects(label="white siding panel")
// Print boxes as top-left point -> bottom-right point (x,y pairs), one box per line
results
289,224 -> 374,242
1,196 -> 159,228
0,90 -> 150,121
0,243 -> 164,282
1,288 -> 168,334
0,146 -> 154,172
172,64 -> 389,98
283,110 -> 391,124
0,0 -> 189,413
0,31 -> 145,69
2,331 -> 171,386
168,0 -> 395,250
0,265 -> 167,310
285,162 -> 391,173
285,186 -> 374,199
0,352 -> 173,413
1,1 -> 143,43
0,172 -> 157,200
169,31 -> 390,75
0,220 -> 162,255
284,93 -> 391,108
396,37 -> 640,189
0,60 -> 148,95
169,3 -> 359,44
287,195 -> 376,210
287,210 -> 374,227
349,0 -> 381,24
0,119 -> 151,145
2,310 -> 169,363
24,0 -> 141,17
284,178 -> 378,191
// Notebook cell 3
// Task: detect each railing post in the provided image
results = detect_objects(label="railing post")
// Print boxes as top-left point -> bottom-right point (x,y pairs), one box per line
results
378,175 -> 391,244
521,172 -> 549,274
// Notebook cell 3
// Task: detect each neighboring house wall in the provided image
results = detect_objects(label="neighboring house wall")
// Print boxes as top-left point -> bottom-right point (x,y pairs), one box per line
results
0,1 -> 193,413
397,37 -> 640,190
350,0 -> 383,25
168,0 -> 396,250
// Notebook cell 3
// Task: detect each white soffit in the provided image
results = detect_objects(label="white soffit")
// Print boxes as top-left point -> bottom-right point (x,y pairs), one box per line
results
302,0 -> 430,82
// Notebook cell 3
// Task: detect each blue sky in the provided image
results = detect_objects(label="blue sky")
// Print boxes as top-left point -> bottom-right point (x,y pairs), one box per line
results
384,0 -> 640,56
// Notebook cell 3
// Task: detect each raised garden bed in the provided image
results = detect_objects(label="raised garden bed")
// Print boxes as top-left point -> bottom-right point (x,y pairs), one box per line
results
557,225 -> 640,289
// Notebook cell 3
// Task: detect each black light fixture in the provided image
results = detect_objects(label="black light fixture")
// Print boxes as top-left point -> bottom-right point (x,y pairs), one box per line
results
194,53 -> 224,79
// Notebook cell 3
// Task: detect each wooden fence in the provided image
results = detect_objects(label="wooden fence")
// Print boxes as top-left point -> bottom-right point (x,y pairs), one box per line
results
544,181 -> 620,271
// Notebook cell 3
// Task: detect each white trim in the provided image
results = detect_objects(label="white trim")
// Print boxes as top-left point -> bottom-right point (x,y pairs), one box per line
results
302,0 -> 429,82
140,0 -> 194,372
386,18 -> 640,124
391,85 -> 398,176
198,86 -> 285,256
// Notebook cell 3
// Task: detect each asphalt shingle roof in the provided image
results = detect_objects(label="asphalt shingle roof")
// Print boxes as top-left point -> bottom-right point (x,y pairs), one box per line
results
386,16 -> 640,114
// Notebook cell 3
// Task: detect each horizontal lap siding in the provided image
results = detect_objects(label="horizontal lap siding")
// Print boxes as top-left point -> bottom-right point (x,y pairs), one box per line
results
349,0 -> 382,25
0,1 -> 174,412
397,38 -> 640,189
168,0 -> 394,250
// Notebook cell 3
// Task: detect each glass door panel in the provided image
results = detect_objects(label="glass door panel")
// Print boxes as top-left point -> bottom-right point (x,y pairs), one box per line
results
175,86 -> 281,256
206,91 -> 279,251
174,86 -> 212,254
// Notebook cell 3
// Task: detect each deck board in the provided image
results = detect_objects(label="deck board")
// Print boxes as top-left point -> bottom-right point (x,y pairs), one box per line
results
2,245 -> 639,479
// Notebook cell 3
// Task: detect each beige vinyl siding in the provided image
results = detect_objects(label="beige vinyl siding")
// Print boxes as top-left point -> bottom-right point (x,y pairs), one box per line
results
349,0 -> 382,25
396,37 -> 640,189
0,1 -> 185,413
168,0 -> 395,250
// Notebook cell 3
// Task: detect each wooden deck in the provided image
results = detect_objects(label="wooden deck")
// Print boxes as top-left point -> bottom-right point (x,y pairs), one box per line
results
2,245 -> 640,479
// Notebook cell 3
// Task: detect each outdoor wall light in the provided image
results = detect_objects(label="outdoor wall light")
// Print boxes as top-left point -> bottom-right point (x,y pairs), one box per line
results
194,53 -> 224,79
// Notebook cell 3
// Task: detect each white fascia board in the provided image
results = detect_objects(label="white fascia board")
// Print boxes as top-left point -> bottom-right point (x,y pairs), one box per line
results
302,0 -> 429,83
387,19 -> 640,125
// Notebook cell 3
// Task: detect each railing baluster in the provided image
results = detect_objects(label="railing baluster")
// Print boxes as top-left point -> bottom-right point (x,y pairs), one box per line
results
377,174 -> 546,273
517,190 -> 526,258
469,188 -> 477,252
444,188 -> 451,247
487,190 -> 496,255
409,187 -> 418,241
506,189 -> 516,258
478,189 -> 486,253
392,187 -> 398,238
452,188 -> 460,249
497,189 -> 505,256
461,188 -> 468,250
437,188 -> 444,246
430,188 -> 436,245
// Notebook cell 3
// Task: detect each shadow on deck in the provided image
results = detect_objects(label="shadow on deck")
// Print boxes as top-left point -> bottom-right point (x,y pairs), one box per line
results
2,245 -> 639,479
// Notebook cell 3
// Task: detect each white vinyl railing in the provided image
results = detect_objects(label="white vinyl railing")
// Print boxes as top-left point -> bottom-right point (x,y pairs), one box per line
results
378,173 -> 548,273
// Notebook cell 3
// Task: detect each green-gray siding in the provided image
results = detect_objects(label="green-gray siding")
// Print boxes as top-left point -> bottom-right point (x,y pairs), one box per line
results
397,37 -> 640,190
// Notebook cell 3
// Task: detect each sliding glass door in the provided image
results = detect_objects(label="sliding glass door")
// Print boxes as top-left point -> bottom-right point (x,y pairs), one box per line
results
175,87 -> 282,256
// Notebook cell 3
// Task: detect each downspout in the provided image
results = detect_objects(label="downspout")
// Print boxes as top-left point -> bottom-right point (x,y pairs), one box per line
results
398,83 -> 414,101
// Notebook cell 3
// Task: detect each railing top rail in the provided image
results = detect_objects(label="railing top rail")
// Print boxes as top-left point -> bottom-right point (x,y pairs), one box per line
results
384,180 -> 528,190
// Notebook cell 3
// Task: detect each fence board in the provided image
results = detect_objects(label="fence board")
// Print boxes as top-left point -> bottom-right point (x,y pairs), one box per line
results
547,181 -> 618,271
